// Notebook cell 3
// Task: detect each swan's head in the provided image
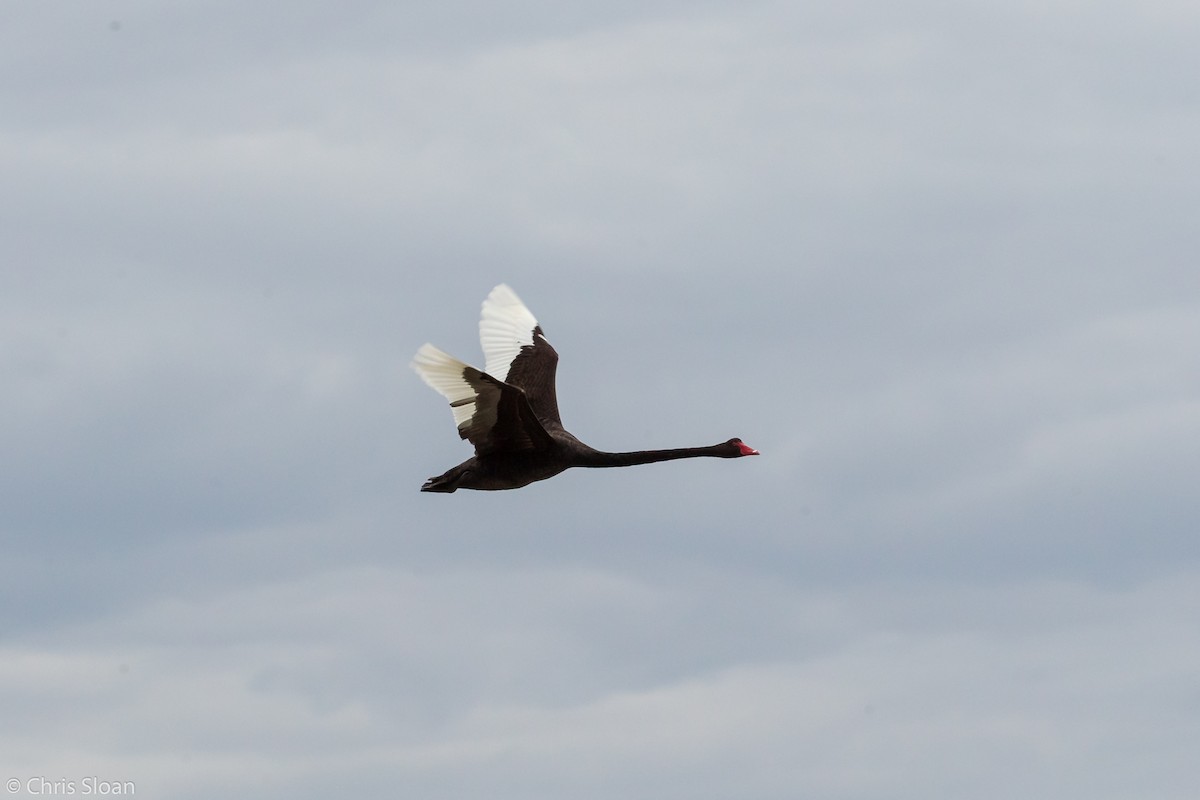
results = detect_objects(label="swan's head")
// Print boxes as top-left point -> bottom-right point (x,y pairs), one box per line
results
727,438 -> 760,457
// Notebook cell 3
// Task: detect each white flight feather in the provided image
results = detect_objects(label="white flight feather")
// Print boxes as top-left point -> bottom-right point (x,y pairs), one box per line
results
479,284 -> 538,382
410,343 -> 481,430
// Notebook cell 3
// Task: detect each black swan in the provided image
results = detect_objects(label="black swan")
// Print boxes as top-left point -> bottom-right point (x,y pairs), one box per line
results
411,285 -> 758,492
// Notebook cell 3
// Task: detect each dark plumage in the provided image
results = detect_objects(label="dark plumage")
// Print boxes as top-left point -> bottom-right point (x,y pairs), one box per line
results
412,285 -> 758,492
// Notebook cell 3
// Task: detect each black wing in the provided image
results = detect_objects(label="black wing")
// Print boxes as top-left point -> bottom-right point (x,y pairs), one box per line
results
479,285 -> 563,427
503,326 -> 562,427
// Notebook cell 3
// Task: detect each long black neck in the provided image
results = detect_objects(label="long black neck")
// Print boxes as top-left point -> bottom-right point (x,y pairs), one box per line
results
570,443 -> 732,468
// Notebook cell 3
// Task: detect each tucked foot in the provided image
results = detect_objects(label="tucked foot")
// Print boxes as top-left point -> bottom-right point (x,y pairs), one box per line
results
420,475 -> 458,492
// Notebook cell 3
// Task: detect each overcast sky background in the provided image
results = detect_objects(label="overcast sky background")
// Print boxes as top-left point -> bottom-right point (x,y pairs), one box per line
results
3,1 -> 1199,798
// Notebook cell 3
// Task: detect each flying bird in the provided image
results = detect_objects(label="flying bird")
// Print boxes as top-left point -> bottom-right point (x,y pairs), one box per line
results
411,285 -> 758,492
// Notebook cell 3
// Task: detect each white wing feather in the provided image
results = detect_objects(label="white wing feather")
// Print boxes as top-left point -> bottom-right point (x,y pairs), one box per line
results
479,284 -> 538,381
410,343 -> 483,431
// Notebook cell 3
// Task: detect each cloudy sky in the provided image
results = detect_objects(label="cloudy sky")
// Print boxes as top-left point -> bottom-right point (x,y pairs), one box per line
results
3,1 -> 1199,797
